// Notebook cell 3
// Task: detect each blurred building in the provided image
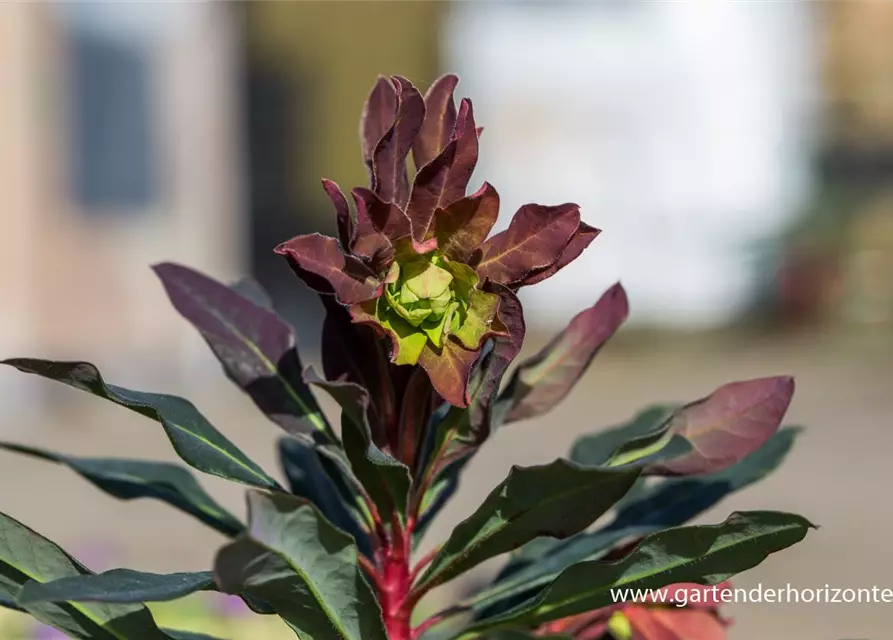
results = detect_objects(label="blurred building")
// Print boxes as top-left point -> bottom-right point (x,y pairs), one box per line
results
0,3 -> 246,412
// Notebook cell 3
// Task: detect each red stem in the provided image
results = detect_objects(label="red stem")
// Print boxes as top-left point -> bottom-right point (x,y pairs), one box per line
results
377,514 -> 414,640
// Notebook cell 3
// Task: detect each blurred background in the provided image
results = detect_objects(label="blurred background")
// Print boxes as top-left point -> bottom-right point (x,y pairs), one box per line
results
0,2 -> 891,639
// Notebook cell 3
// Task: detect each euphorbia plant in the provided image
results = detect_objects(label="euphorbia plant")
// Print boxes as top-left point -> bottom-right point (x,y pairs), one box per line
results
0,75 -> 812,640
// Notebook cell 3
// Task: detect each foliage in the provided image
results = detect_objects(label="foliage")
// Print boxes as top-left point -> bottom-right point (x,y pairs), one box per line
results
0,75 -> 812,640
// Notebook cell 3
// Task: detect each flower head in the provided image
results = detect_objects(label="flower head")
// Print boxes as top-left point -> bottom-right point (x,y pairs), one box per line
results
276,75 -> 599,406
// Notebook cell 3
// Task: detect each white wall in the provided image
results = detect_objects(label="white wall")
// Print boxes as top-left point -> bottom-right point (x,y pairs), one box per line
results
447,1 -> 818,328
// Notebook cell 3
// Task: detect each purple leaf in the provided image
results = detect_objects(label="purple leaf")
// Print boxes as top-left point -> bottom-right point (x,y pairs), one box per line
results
518,221 -> 601,287
435,182 -> 500,263
372,76 -> 425,206
407,139 -> 457,243
412,73 -> 459,169
648,376 -> 795,476
275,233 -> 382,305
475,202 -> 581,286
322,179 -> 353,250
153,263 -> 328,436
501,283 -> 629,423
467,283 -> 526,443
361,76 -> 397,168
396,367 -> 434,466
352,187 -> 411,242
440,98 -> 479,208
321,295 -> 395,444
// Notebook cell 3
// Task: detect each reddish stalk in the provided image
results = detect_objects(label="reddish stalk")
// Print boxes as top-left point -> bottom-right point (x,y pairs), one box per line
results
377,514 -> 414,640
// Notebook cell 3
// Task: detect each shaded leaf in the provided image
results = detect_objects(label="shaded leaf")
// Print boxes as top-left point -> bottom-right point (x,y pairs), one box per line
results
1,359 -> 278,489
229,276 -> 273,309
499,283 -> 629,424
353,186 -> 412,244
463,511 -> 814,634
18,570 -> 214,605
306,368 -> 411,518
649,376 -> 795,476
323,179 -> 354,250
214,492 -> 387,640
413,73 -> 459,169
607,427 -> 802,533
275,234 -> 382,305
415,460 -> 640,593
0,442 -> 243,537
278,435 -> 372,558
0,510 -> 170,639
154,262 -> 328,436
475,202 -> 580,286
570,406 -> 676,468
407,140 -> 458,242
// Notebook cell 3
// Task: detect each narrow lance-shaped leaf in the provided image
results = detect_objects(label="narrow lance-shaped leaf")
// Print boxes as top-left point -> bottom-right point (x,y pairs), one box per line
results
0,442 -> 243,537
499,283 -> 629,424
18,570 -> 215,606
0,510 -> 171,640
570,406 -> 676,468
3,359 -> 278,489
373,76 -> 425,206
306,367 -> 411,519
647,376 -> 796,476
463,511 -> 814,635
414,460 -> 640,593
153,262 -> 329,437
214,492 -> 388,640
435,182 -> 501,264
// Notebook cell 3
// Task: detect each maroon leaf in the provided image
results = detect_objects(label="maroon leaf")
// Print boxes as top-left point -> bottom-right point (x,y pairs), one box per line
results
372,76 -> 425,207
648,376 -> 795,476
519,221 -> 601,287
275,234 -> 382,305
475,202 -> 581,286
412,73 -> 459,169
396,367 -> 434,466
466,283 -> 525,443
320,295 -> 394,444
321,179 -> 353,250
407,140 -> 457,242
361,76 -> 397,167
440,98 -> 479,208
435,182 -> 500,263
153,263 -> 327,436
501,283 -> 629,423
419,338 -> 480,408
352,187 -> 411,242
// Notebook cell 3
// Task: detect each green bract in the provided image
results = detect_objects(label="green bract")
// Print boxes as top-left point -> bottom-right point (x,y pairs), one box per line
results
0,74 -> 813,640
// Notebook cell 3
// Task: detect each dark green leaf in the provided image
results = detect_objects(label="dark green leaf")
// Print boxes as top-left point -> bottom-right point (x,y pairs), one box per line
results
214,491 -> 387,640
0,442 -> 243,537
1,359 -> 278,489
0,510 -> 170,639
498,284 -> 628,424
607,427 -> 803,533
463,511 -> 814,634
415,460 -> 639,592
570,406 -> 675,467
307,368 -> 411,519
278,435 -> 372,557
18,570 -> 214,605
154,263 -> 329,437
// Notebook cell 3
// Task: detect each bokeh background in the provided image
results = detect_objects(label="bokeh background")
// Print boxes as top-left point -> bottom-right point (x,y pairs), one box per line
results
1,2 -> 892,639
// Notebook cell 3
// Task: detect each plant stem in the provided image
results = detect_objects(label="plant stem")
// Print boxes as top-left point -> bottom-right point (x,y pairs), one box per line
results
378,515 -> 414,640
